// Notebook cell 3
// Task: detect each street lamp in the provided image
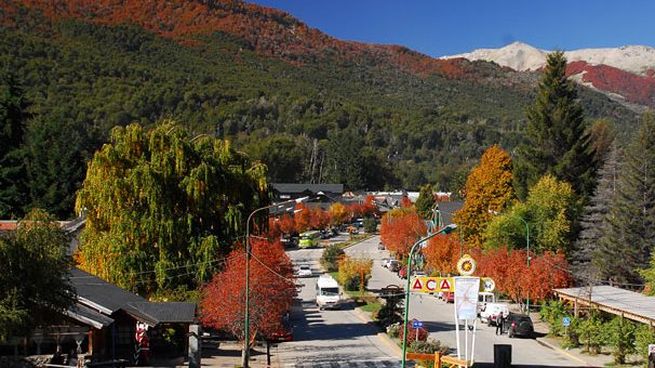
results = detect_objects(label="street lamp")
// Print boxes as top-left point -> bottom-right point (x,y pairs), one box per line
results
242,196 -> 309,368
401,223 -> 457,368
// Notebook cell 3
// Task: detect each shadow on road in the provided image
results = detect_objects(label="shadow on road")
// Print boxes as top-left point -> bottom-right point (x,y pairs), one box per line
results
474,365 -> 590,368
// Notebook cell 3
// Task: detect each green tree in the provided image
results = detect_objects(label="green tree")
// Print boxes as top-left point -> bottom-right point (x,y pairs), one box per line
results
0,71 -> 29,218
573,144 -> 620,283
576,312 -> 605,354
75,121 -> 268,295
606,316 -> 636,364
325,129 -> 364,190
595,112 -> 655,284
415,184 -> 436,219
320,243 -> 345,272
0,209 -> 74,341
454,145 -> 514,248
514,51 -> 596,200
244,134 -> 306,183
635,324 -> 655,362
485,175 -> 575,254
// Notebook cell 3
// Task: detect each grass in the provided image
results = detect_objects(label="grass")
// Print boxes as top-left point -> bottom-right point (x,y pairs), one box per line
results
344,289 -> 382,316
333,233 -> 374,250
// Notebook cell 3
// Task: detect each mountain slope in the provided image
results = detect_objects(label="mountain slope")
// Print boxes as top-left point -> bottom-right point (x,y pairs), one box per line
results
444,42 -> 655,106
0,0 -> 640,215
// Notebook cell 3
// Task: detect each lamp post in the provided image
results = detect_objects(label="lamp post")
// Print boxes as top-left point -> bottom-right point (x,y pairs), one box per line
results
517,216 -> 531,313
242,196 -> 309,368
401,223 -> 457,368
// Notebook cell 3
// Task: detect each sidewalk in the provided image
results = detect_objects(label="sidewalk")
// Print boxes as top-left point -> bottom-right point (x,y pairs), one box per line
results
201,341 -> 280,368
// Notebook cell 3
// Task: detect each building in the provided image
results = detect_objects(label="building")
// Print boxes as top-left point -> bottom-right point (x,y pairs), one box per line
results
270,183 -> 344,201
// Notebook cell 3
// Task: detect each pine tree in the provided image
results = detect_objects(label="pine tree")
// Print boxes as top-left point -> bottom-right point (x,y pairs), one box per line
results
0,72 -> 29,218
415,184 -> 436,219
514,51 -> 597,200
594,112 -> 655,284
572,144 -> 620,283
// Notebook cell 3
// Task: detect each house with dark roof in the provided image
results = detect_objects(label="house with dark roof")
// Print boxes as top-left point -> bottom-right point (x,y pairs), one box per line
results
270,183 -> 344,201
26,268 -> 197,364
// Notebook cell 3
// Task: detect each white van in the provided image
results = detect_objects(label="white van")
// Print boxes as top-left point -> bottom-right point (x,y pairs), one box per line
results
480,302 -> 509,326
477,292 -> 495,316
316,274 -> 342,310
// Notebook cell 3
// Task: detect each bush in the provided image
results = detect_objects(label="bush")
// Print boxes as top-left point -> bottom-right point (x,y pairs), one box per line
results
321,244 -> 345,272
409,338 -> 449,368
576,312 -> 604,354
635,324 -> 655,362
374,301 -> 402,328
386,322 -> 401,338
337,256 -> 372,292
561,316 -> 580,349
399,323 -> 428,344
606,316 -> 636,364
363,217 -> 377,233
540,300 -> 569,337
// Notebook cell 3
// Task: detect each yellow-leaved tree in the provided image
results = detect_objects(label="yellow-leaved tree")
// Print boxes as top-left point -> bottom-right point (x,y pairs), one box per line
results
75,121 -> 268,297
454,145 -> 514,248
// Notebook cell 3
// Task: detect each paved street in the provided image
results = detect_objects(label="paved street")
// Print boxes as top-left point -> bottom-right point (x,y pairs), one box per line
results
346,235 -> 585,367
276,241 -> 404,367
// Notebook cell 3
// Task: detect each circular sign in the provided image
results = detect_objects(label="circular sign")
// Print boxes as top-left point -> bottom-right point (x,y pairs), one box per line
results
482,277 -> 495,292
457,254 -> 477,276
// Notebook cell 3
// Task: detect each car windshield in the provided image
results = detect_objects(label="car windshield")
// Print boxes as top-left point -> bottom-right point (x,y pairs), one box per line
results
300,266 -> 310,270
321,287 -> 339,296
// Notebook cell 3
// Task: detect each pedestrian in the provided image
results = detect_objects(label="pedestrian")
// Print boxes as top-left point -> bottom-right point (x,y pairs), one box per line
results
495,313 -> 505,335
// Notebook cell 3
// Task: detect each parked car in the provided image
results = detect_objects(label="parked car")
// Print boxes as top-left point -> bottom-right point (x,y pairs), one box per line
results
398,266 -> 408,279
477,292 -> 495,316
480,302 -> 509,326
388,260 -> 401,272
412,270 -> 427,277
507,313 -> 534,338
377,242 -> 385,250
296,265 -> 312,277
442,291 -> 455,303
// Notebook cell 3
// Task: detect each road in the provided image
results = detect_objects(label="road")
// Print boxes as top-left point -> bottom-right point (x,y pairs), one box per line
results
345,235 -> 585,367
276,237 -> 404,368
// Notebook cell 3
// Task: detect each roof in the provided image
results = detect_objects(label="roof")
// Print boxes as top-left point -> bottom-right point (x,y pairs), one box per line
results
65,304 -> 115,329
437,201 -> 463,226
271,183 -> 344,195
317,274 -> 339,288
554,285 -> 655,325
125,302 -> 197,326
71,268 -> 147,314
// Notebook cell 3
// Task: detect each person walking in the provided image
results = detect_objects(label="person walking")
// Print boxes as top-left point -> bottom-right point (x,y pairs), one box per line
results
495,313 -> 504,335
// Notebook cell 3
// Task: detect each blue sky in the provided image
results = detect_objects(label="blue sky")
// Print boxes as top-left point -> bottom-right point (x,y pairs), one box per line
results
250,1 -> 655,57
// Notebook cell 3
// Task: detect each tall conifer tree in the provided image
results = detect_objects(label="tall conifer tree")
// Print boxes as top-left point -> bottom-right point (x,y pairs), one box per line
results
415,184 -> 436,219
593,113 -> 655,284
573,144 -> 620,283
514,51 -> 596,200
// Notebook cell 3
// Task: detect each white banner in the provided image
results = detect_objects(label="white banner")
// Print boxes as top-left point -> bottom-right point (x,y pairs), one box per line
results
455,277 -> 480,320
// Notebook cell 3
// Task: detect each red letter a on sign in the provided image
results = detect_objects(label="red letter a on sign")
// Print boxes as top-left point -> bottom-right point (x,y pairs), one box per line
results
440,279 -> 451,291
412,278 -> 423,290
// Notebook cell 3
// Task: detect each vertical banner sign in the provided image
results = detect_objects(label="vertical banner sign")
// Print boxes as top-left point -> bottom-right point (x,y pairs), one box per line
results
454,277 -> 480,320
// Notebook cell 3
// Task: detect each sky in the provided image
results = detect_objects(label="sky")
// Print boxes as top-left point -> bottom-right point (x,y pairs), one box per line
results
250,0 -> 655,57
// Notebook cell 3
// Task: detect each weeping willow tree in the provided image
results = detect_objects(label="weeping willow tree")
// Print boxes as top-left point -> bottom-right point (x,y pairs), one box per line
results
75,121 -> 268,296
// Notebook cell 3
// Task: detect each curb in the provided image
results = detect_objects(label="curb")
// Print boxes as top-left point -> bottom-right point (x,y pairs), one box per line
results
340,233 -> 377,251
535,337 -> 596,367
377,332 -> 403,359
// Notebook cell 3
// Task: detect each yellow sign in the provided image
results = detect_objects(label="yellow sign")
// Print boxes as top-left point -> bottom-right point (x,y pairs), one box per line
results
411,277 -> 455,293
411,276 -> 495,293
456,254 -> 476,276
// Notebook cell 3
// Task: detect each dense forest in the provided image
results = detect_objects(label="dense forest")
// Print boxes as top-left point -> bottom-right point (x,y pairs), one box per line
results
0,0 -> 640,218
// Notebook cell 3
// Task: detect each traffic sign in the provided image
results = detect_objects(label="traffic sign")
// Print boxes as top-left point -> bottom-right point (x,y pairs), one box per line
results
482,277 -> 495,292
562,316 -> 571,327
411,277 -> 454,293
456,254 -> 477,276
412,319 -> 423,328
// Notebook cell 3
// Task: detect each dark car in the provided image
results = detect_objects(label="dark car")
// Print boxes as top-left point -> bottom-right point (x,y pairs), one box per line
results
388,260 -> 401,272
507,313 -> 534,338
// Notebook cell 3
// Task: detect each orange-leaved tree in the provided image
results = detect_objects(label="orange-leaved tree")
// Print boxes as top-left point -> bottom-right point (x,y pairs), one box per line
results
200,238 -> 296,343
423,233 -> 461,276
476,246 -> 571,304
329,202 -> 349,226
277,214 -> 296,235
380,207 -> 427,261
454,145 -> 514,248
294,203 -> 312,232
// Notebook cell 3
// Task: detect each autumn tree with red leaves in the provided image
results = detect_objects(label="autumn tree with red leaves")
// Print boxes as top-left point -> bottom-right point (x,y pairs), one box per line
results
200,238 -> 296,343
294,203 -> 312,232
423,233 -> 461,276
380,208 -> 427,260
475,246 -> 571,305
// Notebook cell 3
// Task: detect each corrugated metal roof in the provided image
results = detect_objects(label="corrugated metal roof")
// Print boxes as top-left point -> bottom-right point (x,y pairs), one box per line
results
66,304 -> 115,329
554,285 -> 655,324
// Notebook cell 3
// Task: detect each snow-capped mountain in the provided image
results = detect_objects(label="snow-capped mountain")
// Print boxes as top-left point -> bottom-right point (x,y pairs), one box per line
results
442,42 -> 655,107
442,41 -> 655,75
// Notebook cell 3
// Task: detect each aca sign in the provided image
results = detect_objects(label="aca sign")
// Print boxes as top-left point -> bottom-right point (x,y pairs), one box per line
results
411,277 -> 455,293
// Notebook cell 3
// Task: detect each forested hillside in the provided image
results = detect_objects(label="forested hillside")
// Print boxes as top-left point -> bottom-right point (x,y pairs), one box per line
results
0,0 -> 639,218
